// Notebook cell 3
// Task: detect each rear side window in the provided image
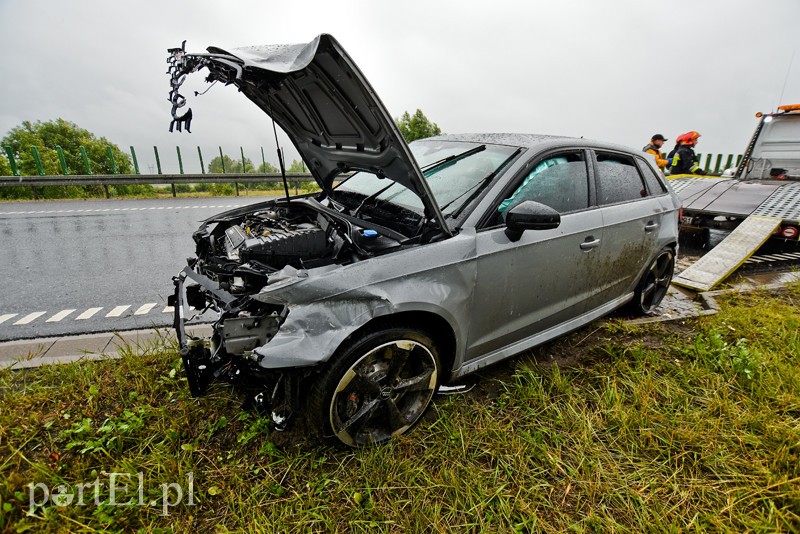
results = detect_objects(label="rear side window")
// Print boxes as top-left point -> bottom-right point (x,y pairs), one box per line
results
595,152 -> 647,205
637,158 -> 667,195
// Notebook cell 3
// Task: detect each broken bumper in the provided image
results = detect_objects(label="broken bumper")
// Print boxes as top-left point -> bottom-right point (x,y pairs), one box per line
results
170,267 -> 215,396
170,266 -> 283,394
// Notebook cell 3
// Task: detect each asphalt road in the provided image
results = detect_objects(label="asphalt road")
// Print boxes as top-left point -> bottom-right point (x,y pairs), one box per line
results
0,195 -> 277,341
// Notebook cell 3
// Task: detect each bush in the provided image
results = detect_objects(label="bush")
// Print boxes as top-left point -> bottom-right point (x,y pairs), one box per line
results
209,183 -> 235,196
110,184 -> 158,197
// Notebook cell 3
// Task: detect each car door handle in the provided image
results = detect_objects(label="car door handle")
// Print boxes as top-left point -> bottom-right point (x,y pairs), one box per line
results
644,221 -> 659,232
580,237 -> 601,250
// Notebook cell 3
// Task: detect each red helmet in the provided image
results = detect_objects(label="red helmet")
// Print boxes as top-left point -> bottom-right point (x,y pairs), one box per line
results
679,131 -> 701,146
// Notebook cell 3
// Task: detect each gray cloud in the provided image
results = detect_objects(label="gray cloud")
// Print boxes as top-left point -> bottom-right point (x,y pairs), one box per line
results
1,0 -> 799,175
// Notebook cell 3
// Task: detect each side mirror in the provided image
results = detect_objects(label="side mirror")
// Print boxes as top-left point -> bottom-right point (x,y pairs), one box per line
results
504,200 -> 560,242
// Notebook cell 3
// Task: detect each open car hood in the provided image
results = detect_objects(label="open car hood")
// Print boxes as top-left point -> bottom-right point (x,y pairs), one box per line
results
167,34 -> 450,235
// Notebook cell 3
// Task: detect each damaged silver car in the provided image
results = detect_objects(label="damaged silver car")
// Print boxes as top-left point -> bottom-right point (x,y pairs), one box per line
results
167,34 -> 681,447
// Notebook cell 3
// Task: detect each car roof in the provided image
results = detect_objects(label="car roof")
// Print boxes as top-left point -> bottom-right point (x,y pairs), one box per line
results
424,133 -> 638,155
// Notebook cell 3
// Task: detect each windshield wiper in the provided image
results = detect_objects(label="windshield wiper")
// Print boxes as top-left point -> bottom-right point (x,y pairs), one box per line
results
353,181 -> 397,217
441,148 -> 523,219
421,145 -> 486,176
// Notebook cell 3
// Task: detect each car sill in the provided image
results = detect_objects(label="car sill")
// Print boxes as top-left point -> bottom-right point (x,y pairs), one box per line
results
453,293 -> 633,378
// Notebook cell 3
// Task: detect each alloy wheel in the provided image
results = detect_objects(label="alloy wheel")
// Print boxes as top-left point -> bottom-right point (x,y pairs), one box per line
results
329,339 -> 438,447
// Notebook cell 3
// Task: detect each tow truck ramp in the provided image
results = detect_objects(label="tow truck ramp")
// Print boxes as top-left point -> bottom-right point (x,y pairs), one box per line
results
672,215 -> 782,292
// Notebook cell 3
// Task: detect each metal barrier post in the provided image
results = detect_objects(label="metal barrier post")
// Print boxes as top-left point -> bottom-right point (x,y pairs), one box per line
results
30,147 -> 45,175
703,154 -> 712,172
2,146 -> 20,176
724,154 -> 733,172
261,146 -> 267,172
56,146 -> 69,175
173,146 -> 183,197
30,146 -> 46,200
130,146 -> 140,174
154,146 -> 162,174
80,146 -> 92,174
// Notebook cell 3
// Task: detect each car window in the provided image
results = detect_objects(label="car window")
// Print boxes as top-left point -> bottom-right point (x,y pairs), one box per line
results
497,152 -> 589,214
333,140 -> 518,218
595,152 -> 647,205
637,158 -> 667,195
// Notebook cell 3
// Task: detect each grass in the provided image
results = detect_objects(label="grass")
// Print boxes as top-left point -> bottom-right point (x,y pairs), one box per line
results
1,283 -> 799,532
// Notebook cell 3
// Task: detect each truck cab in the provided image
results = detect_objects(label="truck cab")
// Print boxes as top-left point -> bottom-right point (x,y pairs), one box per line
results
735,104 -> 800,181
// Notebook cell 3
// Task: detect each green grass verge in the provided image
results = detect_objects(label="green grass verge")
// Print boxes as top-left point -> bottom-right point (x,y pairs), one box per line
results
1,284 -> 799,532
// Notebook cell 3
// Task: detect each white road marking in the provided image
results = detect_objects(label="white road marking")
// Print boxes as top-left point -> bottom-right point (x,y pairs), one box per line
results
75,307 -> 103,320
134,303 -> 157,315
14,312 -> 46,325
163,306 -> 174,313
106,305 -> 131,317
46,309 -> 76,322
0,313 -> 19,325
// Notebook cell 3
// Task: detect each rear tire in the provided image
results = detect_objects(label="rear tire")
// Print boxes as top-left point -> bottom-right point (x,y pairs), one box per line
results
628,248 -> 675,315
306,326 -> 441,447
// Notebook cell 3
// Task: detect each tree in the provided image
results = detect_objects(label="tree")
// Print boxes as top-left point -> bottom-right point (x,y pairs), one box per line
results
0,153 -> 10,176
0,118 -> 134,199
207,154 -> 255,174
257,161 -> 279,173
395,109 -> 442,142
1,119 -> 132,176
287,159 -> 307,173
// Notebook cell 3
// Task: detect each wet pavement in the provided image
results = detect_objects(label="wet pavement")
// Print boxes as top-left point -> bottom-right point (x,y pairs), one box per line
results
0,195 -> 277,341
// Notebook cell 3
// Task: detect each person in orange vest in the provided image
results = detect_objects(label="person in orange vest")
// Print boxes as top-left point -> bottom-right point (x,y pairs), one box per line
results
642,134 -> 671,169
669,131 -> 707,175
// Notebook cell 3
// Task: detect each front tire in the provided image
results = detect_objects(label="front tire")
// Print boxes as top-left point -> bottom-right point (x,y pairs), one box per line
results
629,248 -> 675,315
307,327 -> 441,447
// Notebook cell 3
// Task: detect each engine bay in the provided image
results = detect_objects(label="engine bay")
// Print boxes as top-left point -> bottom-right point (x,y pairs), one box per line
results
192,198 -> 405,296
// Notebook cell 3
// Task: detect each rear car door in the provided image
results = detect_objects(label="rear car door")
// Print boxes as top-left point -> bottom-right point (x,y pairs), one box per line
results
591,150 -> 669,304
466,149 -> 603,360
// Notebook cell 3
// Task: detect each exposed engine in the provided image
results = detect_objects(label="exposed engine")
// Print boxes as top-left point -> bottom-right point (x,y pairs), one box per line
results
192,199 -> 402,296
222,212 -> 328,267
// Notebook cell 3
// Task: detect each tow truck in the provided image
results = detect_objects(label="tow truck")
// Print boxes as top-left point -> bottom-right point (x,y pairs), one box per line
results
667,104 -> 800,291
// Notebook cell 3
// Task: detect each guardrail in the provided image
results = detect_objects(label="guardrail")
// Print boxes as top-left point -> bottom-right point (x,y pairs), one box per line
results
0,173 -> 313,187
0,172 -> 315,199
1,144 -> 315,198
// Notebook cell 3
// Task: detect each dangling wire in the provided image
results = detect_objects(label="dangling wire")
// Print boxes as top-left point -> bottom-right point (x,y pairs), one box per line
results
194,81 -> 218,97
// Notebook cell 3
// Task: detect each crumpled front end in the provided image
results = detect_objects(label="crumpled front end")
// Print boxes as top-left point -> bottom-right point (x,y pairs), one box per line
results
170,264 -> 300,427
169,220 -> 478,430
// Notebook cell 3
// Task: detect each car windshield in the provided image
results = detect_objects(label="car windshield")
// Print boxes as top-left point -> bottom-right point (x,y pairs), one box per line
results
333,140 -> 519,218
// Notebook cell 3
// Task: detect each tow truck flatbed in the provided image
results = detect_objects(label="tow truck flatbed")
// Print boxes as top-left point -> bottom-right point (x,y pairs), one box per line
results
671,176 -> 800,235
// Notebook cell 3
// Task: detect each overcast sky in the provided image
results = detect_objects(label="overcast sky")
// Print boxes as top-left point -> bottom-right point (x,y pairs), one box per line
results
1,0 -> 799,174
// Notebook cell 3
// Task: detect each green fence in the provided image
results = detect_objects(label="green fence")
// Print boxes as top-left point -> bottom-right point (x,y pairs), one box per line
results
696,153 -> 743,174
1,144 -> 310,199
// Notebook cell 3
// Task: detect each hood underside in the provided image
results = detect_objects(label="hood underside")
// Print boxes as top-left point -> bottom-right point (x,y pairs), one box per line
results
168,34 -> 450,234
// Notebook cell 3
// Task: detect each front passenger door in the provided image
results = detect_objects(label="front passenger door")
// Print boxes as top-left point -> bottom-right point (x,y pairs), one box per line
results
466,150 -> 603,361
